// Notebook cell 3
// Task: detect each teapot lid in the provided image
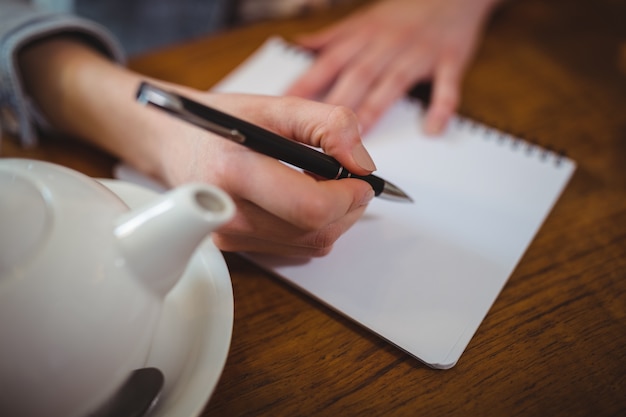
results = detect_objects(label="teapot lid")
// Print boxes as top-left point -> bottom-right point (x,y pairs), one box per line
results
0,158 -> 128,279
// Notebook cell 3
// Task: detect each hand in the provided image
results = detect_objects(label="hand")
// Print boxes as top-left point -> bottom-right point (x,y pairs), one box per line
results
19,37 -> 377,257
155,92 -> 377,257
285,0 -> 500,134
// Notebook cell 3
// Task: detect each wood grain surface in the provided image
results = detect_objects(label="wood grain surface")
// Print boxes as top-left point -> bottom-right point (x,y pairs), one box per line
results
2,0 -> 624,416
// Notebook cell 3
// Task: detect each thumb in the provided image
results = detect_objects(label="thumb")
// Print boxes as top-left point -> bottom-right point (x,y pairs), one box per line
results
306,104 -> 377,176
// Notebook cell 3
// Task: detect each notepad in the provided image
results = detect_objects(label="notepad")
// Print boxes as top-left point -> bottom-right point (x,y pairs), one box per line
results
118,37 -> 576,368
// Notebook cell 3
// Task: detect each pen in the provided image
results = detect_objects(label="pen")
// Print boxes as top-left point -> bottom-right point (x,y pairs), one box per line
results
136,82 -> 412,202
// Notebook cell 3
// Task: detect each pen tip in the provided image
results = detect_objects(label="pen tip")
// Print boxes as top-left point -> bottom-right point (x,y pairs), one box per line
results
380,181 -> 413,203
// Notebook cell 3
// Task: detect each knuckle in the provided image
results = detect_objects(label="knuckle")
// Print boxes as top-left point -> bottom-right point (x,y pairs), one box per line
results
326,104 -> 358,127
296,195 -> 336,230
320,52 -> 347,73
387,66 -> 417,88
307,223 -> 343,252
350,64 -> 379,84
310,104 -> 359,148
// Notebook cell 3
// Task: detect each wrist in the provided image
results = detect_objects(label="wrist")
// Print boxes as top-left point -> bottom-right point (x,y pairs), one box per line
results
19,36 -> 112,134
19,36 -> 164,178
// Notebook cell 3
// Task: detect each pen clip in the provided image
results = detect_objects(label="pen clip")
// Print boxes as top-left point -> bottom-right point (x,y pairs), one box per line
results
136,82 -> 246,143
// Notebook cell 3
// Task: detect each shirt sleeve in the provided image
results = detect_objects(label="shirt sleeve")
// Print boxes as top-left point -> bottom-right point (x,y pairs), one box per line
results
0,0 -> 125,147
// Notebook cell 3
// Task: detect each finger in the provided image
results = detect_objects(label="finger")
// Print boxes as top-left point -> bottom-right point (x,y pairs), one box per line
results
214,203 -> 367,257
285,34 -> 367,101
321,35 -> 403,112
221,148 -> 374,231
308,104 -> 377,174
354,50 -> 435,132
424,59 -> 462,135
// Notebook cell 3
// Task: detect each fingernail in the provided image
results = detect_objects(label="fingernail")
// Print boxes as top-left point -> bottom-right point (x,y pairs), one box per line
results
352,143 -> 377,171
360,188 -> 375,206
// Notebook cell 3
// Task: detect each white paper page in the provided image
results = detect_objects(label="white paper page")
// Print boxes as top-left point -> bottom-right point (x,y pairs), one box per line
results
212,37 -> 313,95
119,37 -> 576,368
246,102 -> 574,368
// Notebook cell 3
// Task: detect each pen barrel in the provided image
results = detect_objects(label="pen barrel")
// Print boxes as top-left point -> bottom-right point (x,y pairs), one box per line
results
237,125 -> 385,196
238,123 -> 386,196
164,91 -> 387,196
337,171 -> 385,196
180,95 -> 380,186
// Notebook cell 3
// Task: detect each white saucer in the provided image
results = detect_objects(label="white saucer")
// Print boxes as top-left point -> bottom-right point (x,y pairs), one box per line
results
98,179 -> 234,417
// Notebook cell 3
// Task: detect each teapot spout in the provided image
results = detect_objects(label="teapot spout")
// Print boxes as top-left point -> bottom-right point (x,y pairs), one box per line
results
114,183 -> 234,296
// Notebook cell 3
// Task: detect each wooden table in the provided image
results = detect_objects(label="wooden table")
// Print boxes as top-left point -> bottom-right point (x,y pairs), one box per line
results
2,0 -> 625,415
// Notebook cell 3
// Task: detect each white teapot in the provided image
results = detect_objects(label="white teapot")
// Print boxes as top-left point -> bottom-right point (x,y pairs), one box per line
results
0,158 -> 235,417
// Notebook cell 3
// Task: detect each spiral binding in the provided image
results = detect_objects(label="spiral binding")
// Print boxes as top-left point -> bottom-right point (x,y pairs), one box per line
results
406,94 -> 567,167
460,117 -> 567,167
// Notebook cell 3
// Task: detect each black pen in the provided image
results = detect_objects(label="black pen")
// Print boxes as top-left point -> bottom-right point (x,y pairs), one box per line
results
136,82 -> 412,202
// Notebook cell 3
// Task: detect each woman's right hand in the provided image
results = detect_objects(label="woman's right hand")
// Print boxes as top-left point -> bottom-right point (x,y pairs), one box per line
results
19,36 -> 377,257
